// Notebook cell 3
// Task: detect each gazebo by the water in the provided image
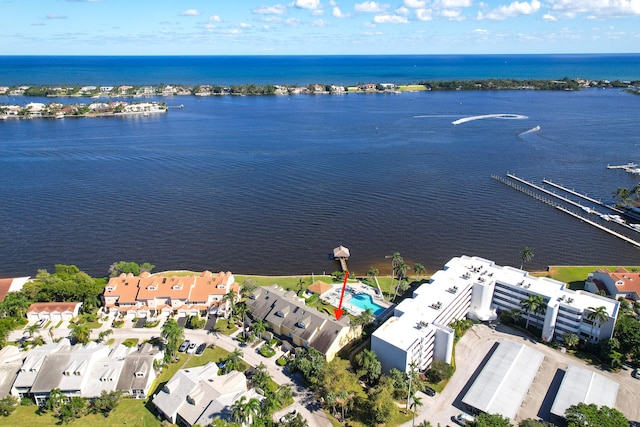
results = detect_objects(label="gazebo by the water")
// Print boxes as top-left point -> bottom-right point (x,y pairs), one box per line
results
333,245 -> 350,271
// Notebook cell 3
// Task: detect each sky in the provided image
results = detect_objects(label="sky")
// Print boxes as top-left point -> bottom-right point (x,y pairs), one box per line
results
1,0 -> 639,55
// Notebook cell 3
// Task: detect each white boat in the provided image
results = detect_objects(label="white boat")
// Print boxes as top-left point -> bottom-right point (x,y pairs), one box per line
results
580,205 -> 596,214
630,224 -> 640,232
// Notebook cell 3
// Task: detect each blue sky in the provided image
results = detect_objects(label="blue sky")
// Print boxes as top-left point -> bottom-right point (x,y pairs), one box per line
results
2,0 -> 639,54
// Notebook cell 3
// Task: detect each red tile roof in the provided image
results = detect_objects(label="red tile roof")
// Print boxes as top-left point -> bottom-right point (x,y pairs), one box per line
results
0,278 -> 12,302
27,302 -> 82,314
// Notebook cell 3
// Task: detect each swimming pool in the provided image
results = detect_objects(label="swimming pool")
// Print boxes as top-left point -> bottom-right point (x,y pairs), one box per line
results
348,293 -> 386,316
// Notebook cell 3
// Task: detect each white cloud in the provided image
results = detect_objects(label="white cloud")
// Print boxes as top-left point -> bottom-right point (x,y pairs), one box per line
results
333,6 -> 350,17
209,15 -> 222,22
441,8 -> 464,19
396,6 -> 410,15
313,18 -> 331,25
543,13 -> 557,20
180,9 -> 201,16
373,13 -> 409,22
478,0 -> 540,20
355,1 -> 389,13
227,28 -> 242,34
285,18 -> 301,26
252,4 -> 287,14
546,0 -> 640,18
404,0 -> 426,7
416,8 -> 434,19
239,22 -> 252,28
473,28 -> 489,33
312,8 -> 325,16
46,14 -> 68,19
295,0 -> 321,9
438,0 -> 472,7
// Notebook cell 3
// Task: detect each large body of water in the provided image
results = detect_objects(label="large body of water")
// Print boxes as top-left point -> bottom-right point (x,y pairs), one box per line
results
1,54 -> 640,86
1,55 -> 640,278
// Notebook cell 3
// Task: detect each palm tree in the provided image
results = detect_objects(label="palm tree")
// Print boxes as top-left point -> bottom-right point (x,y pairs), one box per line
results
222,289 -> 236,318
520,294 -> 544,329
70,324 -> 91,345
390,252 -> 403,277
410,394 -> 424,427
393,261 -> 409,302
586,306 -> 609,342
161,318 -> 184,362
614,187 -> 631,205
25,323 -> 41,338
235,303 -> 250,338
231,396 -> 260,426
413,263 -> 427,279
274,383 -> 293,407
562,332 -> 579,349
520,246 -> 534,270
367,267 -> 379,281
253,320 -> 267,340
355,348 -> 381,384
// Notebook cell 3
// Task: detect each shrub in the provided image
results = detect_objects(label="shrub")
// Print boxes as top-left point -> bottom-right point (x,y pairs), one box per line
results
259,345 -> 276,358
112,320 -> 124,328
425,360 -> 453,383
276,356 -> 288,366
143,320 -> 160,328
306,294 -> 319,304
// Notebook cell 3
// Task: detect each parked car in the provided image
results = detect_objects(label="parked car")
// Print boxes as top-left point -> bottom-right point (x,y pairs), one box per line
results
452,413 -> 475,425
279,410 -> 298,423
178,340 -> 190,353
37,318 -> 47,327
424,386 -> 436,396
187,342 -> 197,354
195,343 -> 206,355
633,368 -> 640,379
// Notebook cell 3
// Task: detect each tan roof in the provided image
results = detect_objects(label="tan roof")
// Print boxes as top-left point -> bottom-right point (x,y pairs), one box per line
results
333,245 -> 350,258
28,302 -> 81,314
104,273 -> 141,304
189,271 -> 232,302
0,278 -> 12,302
307,281 -> 333,295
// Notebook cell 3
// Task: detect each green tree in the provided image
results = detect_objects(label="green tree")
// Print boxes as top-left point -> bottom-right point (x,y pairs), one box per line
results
253,320 -> 267,339
224,348 -> 244,373
425,360 -> 454,383
367,268 -> 379,281
565,403 -> 628,427
413,263 -> 427,279
410,394 -> 423,427
614,314 -> 640,357
241,279 -> 258,298
613,187 -> 631,205
161,318 -> 184,362
90,390 -> 122,417
230,396 -> 261,426
70,324 -> 91,345
368,375 -> 399,425
562,332 -> 580,349
471,412 -> 514,427
44,388 -> 65,415
520,294 -> 544,329
97,329 -> 113,343
108,261 -> 154,277
292,347 -> 326,386
0,395 -> 18,417
58,396 -> 87,424
518,419 -> 553,427
222,289 -> 237,319
251,362 -> 271,391
354,348 -> 382,384
393,259 -> 409,302
520,247 -> 534,270
586,306 -> 609,342
25,323 -> 41,338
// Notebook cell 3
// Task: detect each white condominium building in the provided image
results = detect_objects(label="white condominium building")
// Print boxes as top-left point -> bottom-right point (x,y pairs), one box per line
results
372,255 -> 619,374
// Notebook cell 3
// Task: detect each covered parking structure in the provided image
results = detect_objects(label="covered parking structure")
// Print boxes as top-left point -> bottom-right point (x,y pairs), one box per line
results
550,365 -> 619,421
462,340 -> 544,420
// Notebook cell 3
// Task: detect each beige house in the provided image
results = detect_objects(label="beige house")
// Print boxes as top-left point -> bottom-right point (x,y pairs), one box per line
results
245,285 -> 359,361
26,302 -> 82,322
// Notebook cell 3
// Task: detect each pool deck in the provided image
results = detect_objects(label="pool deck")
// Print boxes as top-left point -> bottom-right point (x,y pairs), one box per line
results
317,280 -> 391,316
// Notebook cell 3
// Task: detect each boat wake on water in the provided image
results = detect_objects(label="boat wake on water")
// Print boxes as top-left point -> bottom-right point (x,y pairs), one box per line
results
519,125 -> 541,136
451,113 -> 528,125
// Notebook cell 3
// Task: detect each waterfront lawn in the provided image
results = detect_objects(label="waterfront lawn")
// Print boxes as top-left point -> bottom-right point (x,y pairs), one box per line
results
398,84 -> 428,91
545,265 -> 640,290
235,275 -> 333,291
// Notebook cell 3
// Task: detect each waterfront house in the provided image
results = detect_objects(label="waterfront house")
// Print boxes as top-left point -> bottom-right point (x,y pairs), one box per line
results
103,271 -> 238,318
152,363 -> 261,427
585,268 -> 640,301
245,285 -> 358,361
0,276 -> 30,302
372,256 -> 619,374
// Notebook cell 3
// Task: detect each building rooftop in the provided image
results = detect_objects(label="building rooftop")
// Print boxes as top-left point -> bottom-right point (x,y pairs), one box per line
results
462,340 -> 544,420
550,365 -> 619,419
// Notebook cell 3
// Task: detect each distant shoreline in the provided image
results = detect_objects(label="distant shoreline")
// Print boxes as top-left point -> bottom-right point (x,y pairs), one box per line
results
1,77 -> 638,99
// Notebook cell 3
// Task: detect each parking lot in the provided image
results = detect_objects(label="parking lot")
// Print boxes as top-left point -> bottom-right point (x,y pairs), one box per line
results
409,323 -> 640,426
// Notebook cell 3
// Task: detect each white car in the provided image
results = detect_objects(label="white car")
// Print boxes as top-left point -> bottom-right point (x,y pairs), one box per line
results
633,368 -> 640,379
186,342 -> 197,354
279,410 -> 298,423
453,413 -> 475,425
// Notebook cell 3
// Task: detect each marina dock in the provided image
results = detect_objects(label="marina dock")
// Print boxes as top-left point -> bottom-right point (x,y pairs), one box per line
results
607,163 -> 640,175
492,174 -> 640,249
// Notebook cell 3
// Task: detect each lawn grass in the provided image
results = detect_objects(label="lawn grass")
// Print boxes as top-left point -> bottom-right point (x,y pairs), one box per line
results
214,318 -> 238,335
235,275 -> 334,291
398,84 -> 428,91
121,338 -> 139,348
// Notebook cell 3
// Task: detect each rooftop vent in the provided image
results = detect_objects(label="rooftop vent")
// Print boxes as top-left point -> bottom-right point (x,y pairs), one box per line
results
447,286 -> 458,294
430,302 -> 442,310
